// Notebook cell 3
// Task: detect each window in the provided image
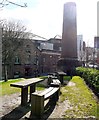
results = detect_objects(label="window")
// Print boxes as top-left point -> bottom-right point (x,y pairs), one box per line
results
14,71 -> 20,78
26,49 -> 31,53
59,47 -> 62,51
43,58 -> 45,62
26,45 -> 31,54
15,56 -> 20,64
26,45 -> 30,48
26,55 -> 31,64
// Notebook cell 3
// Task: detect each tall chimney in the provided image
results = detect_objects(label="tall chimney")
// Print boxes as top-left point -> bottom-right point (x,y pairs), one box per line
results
57,2 -> 78,75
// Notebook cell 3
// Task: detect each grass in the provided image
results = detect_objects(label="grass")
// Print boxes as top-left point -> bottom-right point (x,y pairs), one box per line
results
1,76 -> 98,118
0,77 -> 45,96
64,76 -> 71,81
60,76 -> 99,118
0,78 -> 23,96
38,76 -> 48,79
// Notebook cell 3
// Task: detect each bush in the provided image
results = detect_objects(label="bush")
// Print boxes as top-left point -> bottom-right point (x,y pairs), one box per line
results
76,67 -> 99,97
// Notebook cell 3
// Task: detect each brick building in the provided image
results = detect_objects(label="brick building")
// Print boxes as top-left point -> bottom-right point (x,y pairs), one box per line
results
2,34 -> 86,79
2,38 -> 41,79
34,37 -> 61,75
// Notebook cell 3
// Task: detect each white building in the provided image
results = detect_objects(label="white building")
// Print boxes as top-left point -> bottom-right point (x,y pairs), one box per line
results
77,35 -> 84,62
40,42 -> 53,50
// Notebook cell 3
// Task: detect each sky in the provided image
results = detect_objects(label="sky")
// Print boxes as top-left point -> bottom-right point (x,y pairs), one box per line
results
0,0 -> 98,47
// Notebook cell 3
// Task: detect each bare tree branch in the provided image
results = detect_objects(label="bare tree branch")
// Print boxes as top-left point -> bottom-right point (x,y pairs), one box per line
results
0,0 -> 27,8
6,0 -> 27,7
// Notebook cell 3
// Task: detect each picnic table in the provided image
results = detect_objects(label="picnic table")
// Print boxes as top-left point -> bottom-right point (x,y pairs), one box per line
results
10,78 -> 44,106
56,71 -> 67,84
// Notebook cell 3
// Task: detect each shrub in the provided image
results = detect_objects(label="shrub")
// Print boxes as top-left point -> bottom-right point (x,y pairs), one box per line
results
76,67 -> 99,97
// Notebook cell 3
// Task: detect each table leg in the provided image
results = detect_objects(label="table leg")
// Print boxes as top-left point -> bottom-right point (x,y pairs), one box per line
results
21,87 -> 28,106
60,75 -> 63,84
30,84 -> 36,102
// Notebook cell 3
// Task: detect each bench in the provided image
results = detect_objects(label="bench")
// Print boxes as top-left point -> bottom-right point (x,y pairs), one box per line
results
31,86 -> 60,117
50,79 -> 61,87
47,75 -> 58,86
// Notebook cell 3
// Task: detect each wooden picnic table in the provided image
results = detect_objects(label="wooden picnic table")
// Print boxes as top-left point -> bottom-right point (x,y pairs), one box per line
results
10,78 -> 44,106
56,71 -> 67,84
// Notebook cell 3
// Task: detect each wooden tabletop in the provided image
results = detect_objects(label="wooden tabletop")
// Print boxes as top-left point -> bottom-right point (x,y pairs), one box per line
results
57,71 -> 67,75
10,78 -> 44,88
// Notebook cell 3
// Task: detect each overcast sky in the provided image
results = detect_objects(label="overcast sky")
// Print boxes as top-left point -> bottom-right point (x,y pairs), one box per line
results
0,0 -> 98,47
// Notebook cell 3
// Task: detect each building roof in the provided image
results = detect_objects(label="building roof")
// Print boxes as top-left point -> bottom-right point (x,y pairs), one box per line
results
41,50 -> 61,55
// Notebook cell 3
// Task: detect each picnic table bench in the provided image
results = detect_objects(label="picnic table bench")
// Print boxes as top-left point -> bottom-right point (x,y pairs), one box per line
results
47,73 -> 58,86
50,79 -> 61,87
10,78 -> 44,106
31,86 -> 60,117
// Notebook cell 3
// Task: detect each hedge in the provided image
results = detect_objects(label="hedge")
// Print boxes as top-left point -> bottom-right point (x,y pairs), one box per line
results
76,67 -> 99,97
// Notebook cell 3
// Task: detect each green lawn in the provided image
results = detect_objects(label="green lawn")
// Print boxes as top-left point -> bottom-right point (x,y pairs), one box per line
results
0,78 -> 45,96
60,76 -> 99,118
64,76 -> 71,81
1,76 -> 98,119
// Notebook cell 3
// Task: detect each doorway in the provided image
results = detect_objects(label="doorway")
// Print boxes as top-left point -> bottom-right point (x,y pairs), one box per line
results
25,67 -> 31,76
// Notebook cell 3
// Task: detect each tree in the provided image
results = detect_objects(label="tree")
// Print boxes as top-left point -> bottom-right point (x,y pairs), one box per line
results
0,0 -> 27,8
1,19 -> 30,81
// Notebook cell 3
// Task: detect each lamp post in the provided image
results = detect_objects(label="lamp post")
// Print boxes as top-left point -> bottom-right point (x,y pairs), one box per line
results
34,51 -> 39,77
93,48 -> 96,69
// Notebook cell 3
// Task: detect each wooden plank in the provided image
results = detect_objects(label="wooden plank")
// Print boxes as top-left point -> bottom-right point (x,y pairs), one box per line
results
50,83 -> 60,87
52,79 -> 60,84
57,71 -> 66,75
10,78 -> 44,88
30,87 -> 53,97
29,84 -> 36,102
31,93 -> 36,116
35,95 -> 44,117
21,87 -> 28,105
33,87 -> 59,100
40,87 -> 54,96
51,79 -> 61,87
31,93 -> 44,117
44,87 -> 59,100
